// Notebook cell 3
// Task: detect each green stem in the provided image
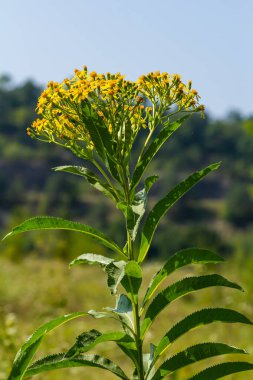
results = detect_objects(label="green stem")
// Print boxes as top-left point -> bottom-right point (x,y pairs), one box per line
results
91,158 -> 120,201
122,168 -> 144,379
133,300 -> 144,380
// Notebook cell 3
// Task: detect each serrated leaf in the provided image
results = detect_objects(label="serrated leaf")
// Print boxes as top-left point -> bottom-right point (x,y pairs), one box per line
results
155,308 -> 252,359
141,274 -> 242,337
151,343 -> 247,380
188,361 -> 253,380
53,166 -> 117,201
3,217 -> 125,257
121,261 -> 142,303
138,162 -> 221,263
24,353 -> 128,379
142,248 -> 223,308
131,115 -> 189,191
66,330 -> 136,358
7,312 -> 86,380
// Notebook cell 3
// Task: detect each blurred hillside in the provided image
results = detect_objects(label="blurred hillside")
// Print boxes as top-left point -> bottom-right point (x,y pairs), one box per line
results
1,75 -> 253,260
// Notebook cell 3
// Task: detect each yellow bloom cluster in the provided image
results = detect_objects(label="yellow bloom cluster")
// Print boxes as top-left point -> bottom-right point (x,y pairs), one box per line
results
28,67 -> 204,153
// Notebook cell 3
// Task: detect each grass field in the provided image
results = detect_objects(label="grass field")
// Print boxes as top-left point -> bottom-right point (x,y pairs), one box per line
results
1,254 -> 253,380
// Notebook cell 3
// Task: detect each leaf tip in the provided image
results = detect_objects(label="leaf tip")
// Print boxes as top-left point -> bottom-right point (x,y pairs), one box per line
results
2,231 -> 12,241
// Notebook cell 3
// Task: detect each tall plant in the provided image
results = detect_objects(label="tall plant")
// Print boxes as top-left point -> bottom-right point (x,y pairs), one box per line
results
4,67 -> 253,379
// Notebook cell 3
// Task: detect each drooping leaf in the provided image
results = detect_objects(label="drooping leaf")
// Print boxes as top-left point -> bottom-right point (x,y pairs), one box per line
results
105,260 -> 126,295
155,308 -> 252,359
131,115 -> 190,191
143,343 -> 156,379
69,253 -> 113,268
151,343 -> 247,380
53,166 -> 117,201
3,217 -> 125,258
141,274 -> 242,337
24,353 -> 129,379
138,162 -> 221,263
7,313 -> 86,380
188,362 -> 253,380
66,330 -> 136,358
142,248 -> 223,308
70,254 -> 126,294
105,294 -> 134,333
121,261 -> 142,303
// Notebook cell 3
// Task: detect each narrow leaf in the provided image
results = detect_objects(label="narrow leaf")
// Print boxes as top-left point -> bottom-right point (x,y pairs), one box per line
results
188,362 -> 253,380
8,312 -> 86,380
142,248 -> 223,308
69,253 -> 113,268
152,343 -> 247,380
66,330 -> 136,358
70,255 -> 126,295
131,175 -> 158,241
3,216 -> 124,257
138,162 -> 221,263
24,353 -> 128,379
53,166 -> 117,201
141,274 -> 242,337
155,308 -> 252,358
81,104 -> 107,161
131,115 -> 189,191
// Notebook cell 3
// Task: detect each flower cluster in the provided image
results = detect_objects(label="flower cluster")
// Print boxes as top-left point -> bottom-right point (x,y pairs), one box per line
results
28,67 -> 204,155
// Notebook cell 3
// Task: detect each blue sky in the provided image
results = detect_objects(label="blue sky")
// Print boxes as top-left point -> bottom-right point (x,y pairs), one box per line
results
1,0 -> 252,117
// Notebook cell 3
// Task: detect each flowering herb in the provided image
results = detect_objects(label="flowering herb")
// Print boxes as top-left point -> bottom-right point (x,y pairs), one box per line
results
5,68 -> 253,380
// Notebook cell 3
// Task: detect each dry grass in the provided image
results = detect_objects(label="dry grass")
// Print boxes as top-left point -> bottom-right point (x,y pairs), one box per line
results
1,254 -> 253,379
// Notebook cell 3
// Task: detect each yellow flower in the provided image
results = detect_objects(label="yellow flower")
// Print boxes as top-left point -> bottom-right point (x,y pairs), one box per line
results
30,66 -> 203,153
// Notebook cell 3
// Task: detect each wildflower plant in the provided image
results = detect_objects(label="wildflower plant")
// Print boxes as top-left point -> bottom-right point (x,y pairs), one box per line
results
4,67 -> 253,379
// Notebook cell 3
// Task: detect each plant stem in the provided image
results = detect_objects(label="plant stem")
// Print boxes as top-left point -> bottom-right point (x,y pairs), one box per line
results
133,300 -> 144,380
123,170 -> 144,379
91,158 -> 120,201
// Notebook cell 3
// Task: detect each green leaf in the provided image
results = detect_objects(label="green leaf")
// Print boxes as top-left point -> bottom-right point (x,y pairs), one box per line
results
105,260 -> 126,295
142,248 -> 223,308
105,294 -> 134,333
3,216 -> 125,257
81,103 -> 107,161
141,274 -> 242,337
138,162 -> 221,263
7,312 -> 86,380
24,353 -> 129,379
151,343 -> 247,380
53,166 -> 117,201
118,175 -> 158,241
70,254 -> 126,295
188,362 -> 253,380
69,253 -> 114,268
121,261 -> 142,303
155,308 -> 252,359
131,115 -> 189,191
66,330 -> 136,358
132,175 -> 158,241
